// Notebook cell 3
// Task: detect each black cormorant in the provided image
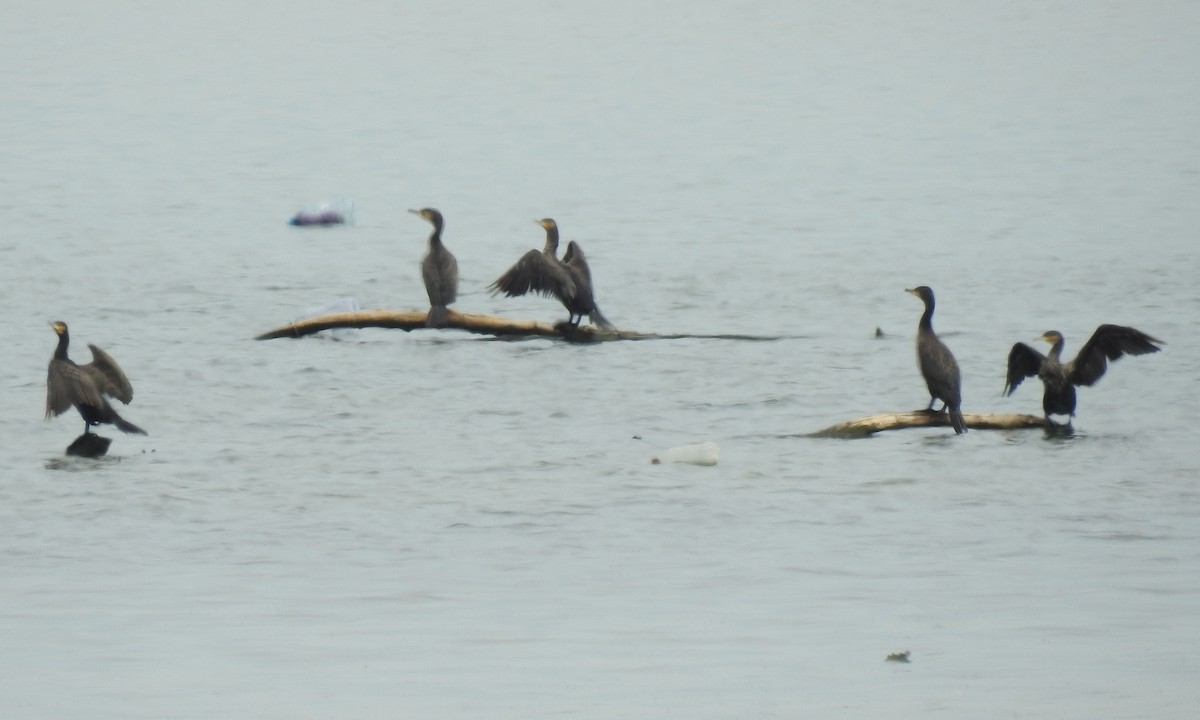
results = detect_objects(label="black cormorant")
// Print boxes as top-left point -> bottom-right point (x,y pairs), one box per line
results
489,218 -> 613,329
46,321 -> 146,435
409,208 -> 459,327
1004,325 -> 1162,423
906,286 -> 966,434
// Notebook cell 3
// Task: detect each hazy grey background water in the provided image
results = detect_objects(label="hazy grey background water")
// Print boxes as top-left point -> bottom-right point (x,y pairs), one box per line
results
3,1 -> 1199,717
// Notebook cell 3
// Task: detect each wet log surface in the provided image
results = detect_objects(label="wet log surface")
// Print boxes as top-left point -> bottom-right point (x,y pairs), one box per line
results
255,309 -> 789,343
807,410 -> 1050,438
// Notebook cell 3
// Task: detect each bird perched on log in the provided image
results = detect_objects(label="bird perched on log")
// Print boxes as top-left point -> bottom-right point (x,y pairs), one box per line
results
1004,325 -> 1163,424
906,286 -> 966,434
489,218 -> 613,330
409,207 -> 459,327
46,321 -> 146,435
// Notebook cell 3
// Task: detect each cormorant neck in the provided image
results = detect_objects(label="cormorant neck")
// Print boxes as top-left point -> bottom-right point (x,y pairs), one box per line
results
1047,337 -> 1064,360
917,298 -> 935,332
542,226 -> 559,257
427,219 -> 444,245
54,330 -> 70,360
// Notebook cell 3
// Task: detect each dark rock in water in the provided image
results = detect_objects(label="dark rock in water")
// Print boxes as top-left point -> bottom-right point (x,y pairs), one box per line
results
66,433 -> 112,458
289,210 -> 345,226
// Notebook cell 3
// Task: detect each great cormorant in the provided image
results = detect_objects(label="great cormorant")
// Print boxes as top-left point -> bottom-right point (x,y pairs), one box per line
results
489,218 -> 613,329
1004,325 -> 1162,423
46,321 -> 146,436
409,208 -> 459,328
906,286 -> 966,434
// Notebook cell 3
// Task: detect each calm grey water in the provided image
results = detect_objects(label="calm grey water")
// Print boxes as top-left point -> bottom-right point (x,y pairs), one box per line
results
3,1 -> 1199,717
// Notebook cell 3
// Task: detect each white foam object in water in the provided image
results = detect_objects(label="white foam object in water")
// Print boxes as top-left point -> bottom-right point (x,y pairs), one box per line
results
655,442 -> 719,466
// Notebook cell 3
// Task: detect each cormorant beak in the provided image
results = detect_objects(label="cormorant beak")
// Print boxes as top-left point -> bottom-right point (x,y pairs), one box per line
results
408,209 -> 420,216
904,288 -> 917,296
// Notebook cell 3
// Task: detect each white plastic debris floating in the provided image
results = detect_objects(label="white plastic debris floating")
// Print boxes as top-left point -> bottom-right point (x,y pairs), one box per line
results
652,442 -> 719,466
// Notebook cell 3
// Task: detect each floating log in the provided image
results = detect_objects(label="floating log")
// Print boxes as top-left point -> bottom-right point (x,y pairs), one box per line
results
254,309 -> 649,342
66,433 -> 112,458
808,410 -> 1049,438
255,309 -> 790,343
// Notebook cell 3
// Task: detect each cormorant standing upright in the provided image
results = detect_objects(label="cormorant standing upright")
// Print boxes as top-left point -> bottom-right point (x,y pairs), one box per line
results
906,286 -> 966,434
409,208 -> 459,328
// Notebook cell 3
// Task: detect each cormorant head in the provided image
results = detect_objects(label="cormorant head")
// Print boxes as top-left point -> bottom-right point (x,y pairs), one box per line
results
50,321 -> 68,336
1041,331 -> 1063,346
905,286 -> 934,304
409,208 -> 443,228
536,218 -> 557,231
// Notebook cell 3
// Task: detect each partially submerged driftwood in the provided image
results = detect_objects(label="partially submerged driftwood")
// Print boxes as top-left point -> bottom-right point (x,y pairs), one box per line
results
808,411 -> 1049,438
254,309 -> 644,342
255,309 -> 787,343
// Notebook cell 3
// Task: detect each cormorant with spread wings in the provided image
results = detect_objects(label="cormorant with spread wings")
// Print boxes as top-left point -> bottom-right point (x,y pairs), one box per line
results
1004,324 -> 1162,422
46,321 -> 146,435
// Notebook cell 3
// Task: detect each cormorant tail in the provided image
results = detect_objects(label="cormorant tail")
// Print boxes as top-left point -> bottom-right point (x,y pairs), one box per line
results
589,306 -> 614,331
426,305 -> 449,328
111,410 -> 147,435
948,407 -> 966,435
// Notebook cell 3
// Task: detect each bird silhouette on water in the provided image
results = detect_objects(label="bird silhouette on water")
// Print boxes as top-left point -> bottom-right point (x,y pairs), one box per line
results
906,286 -> 966,434
46,321 -> 146,436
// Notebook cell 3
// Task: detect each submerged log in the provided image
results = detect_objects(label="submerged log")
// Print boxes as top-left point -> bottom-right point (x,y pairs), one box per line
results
254,309 -> 788,343
66,433 -> 112,458
808,410 -> 1049,438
